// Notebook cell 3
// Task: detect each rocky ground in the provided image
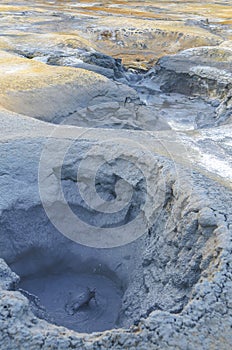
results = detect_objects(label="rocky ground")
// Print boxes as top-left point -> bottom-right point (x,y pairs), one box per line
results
0,1 -> 232,349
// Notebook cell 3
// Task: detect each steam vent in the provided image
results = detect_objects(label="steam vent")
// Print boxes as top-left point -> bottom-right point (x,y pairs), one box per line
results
0,1 -> 232,349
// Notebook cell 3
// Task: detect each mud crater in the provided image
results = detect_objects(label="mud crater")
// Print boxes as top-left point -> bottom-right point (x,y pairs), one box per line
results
0,162 -> 213,333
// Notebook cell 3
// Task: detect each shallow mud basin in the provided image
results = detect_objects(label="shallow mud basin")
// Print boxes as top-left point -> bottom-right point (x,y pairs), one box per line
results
19,270 -> 122,333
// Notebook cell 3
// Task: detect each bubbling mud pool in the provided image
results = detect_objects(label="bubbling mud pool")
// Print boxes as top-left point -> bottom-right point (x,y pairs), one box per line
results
19,270 -> 122,333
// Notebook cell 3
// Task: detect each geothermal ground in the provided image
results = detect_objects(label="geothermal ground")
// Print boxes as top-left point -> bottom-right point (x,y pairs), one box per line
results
0,1 -> 232,349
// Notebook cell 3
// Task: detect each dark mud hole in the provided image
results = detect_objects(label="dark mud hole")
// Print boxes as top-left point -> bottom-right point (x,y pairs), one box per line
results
19,268 -> 122,333
9,237 -> 127,333
1,204 -> 143,333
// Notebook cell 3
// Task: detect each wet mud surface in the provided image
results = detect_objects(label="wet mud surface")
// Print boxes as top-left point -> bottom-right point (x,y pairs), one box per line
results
19,271 -> 122,333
